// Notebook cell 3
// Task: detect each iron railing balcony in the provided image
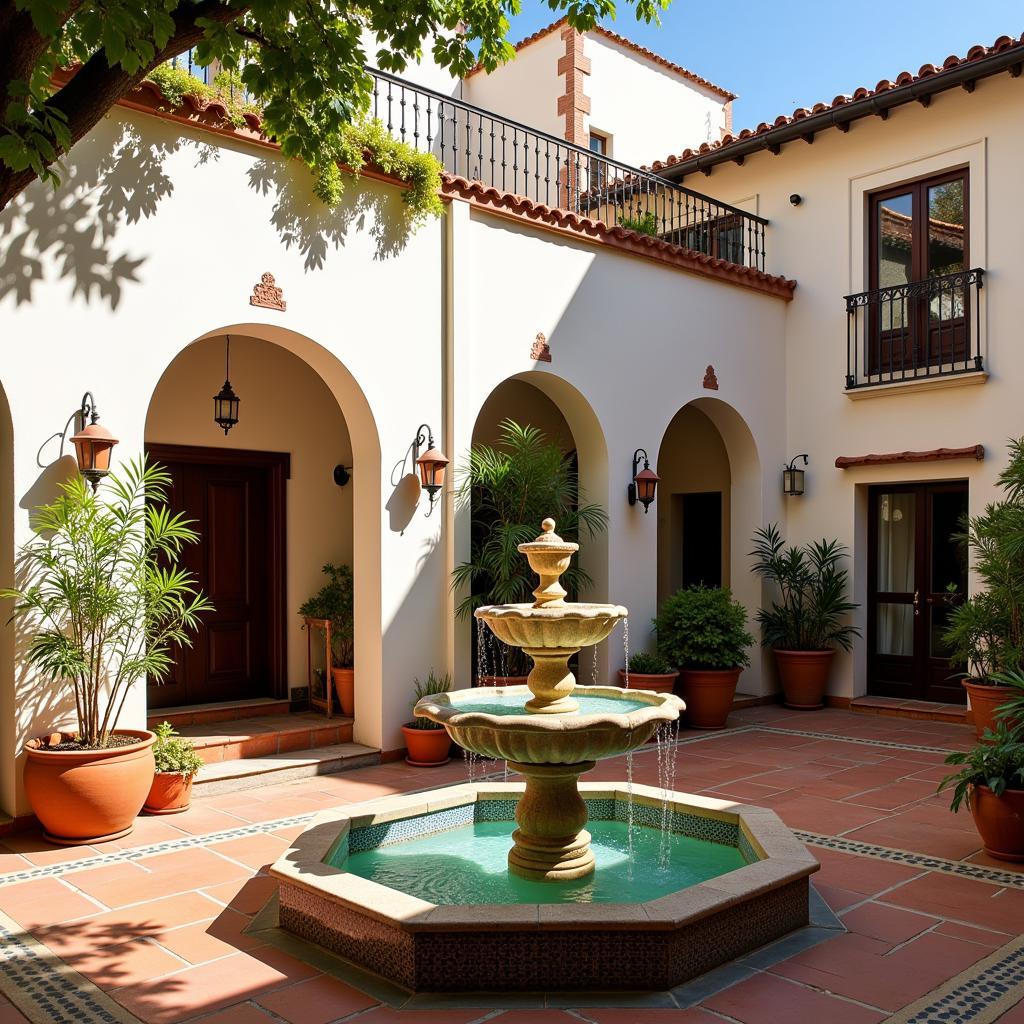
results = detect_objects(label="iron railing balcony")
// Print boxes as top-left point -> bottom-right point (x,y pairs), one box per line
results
845,268 -> 985,389
368,67 -> 768,272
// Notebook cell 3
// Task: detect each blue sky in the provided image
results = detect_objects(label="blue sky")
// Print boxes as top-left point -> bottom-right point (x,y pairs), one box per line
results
503,1 -> 1023,130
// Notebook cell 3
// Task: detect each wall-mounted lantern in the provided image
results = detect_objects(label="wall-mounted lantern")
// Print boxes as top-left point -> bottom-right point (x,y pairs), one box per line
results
413,424 -> 448,515
69,392 -> 118,491
333,465 -> 351,487
783,454 -> 809,496
213,335 -> 240,435
628,448 -> 659,513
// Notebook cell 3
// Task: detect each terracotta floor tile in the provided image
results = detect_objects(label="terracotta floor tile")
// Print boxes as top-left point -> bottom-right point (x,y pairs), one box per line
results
145,805 -> 246,836
880,873 -> 1024,932
102,817 -> 192,850
255,973 -> 378,1022
843,780 -> 939,810
0,995 -> 31,1023
353,1010 -> 488,1024
202,875 -> 279,915
183,1005 -> 277,1024
209,833 -> 291,870
703,972 -> 885,1023
0,851 -> 33,874
62,860 -> 154,905
577,1011 -> 726,1023
806,847 -> 925,896
839,901 -> 938,946
114,946 -> 318,1024
0,833 -> 103,865
843,819 -> 983,860
994,996 -> 1024,1022
934,920 -> 1014,948
63,936 -> 187,990
484,1014 -> 581,1024
0,876 -> 100,928
762,792 -> 892,835
812,882 -> 865,911
156,909 -> 264,963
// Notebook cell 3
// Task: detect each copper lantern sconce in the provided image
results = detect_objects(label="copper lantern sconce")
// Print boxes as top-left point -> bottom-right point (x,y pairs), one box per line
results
66,392 -> 119,492
628,448 -> 659,513
413,424 -> 448,516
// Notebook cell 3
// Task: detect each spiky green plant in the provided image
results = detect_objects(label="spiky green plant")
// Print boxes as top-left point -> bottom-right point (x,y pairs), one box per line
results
1,457 -> 212,747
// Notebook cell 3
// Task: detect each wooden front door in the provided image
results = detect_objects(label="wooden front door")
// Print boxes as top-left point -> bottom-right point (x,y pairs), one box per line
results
146,445 -> 288,709
867,482 -> 968,703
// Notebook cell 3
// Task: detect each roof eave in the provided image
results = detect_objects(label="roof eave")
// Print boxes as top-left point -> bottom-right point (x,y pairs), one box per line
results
656,47 -> 1024,180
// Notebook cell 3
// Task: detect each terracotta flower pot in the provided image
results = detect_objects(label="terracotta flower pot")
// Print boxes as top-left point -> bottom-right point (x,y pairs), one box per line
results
773,649 -> 836,709
677,668 -> 742,730
23,729 -> 156,846
402,725 -> 452,767
969,784 -> 1024,862
617,670 -> 679,694
331,667 -> 355,716
476,675 -> 530,688
963,680 -> 1019,740
144,772 -> 195,815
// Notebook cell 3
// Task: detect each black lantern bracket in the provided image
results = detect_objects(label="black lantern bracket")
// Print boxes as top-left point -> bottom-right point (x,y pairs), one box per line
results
628,447 -> 659,513
783,453 -> 809,497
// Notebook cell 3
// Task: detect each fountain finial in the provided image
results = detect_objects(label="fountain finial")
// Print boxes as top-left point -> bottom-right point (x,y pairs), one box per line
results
518,518 -> 578,607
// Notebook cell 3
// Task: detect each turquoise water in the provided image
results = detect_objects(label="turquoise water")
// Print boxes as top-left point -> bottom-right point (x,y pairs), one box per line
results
338,820 -> 744,904
444,693 -> 652,717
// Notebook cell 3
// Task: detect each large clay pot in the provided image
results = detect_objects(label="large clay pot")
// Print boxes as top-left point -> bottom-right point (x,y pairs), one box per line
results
402,725 -> 452,767
24,729 -> 156,846
332,667 -> 355,716
677,668 -> 742,730
143,772 -> 194,815
773,649 -> 835,709
477,675 -> 529,688
963,681 -> 1018,740
617,670 -> 679,694
969,784 -> 1024,862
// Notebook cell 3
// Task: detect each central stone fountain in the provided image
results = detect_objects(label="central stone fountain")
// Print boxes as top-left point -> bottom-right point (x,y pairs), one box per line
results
415,517 -> 682,881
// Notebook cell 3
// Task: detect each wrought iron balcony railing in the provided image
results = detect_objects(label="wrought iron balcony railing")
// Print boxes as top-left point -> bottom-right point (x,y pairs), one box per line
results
845,268 -> 985,389
369,68 -> 768,272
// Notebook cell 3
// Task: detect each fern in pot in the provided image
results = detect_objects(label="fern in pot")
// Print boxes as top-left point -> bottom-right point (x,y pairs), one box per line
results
750,525 -> 859,710
402,672 -> 453,766
654,586 -> 753,729
144,722 -> 204,815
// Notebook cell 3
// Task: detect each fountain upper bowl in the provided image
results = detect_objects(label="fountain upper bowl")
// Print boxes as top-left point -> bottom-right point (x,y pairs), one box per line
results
473,602 -> 627,650
414,684 -> 683,764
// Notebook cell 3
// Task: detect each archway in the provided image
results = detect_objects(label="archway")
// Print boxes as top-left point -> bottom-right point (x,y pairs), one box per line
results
144,325 -> 383,745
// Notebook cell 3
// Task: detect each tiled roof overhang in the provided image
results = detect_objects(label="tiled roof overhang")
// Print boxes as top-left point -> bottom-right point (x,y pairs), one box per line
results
650,34 -> 1024,180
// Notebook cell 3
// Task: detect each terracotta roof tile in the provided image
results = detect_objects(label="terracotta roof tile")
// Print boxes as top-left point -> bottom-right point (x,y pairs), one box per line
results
465,16 -> 735,99
645,32 -> 1024,172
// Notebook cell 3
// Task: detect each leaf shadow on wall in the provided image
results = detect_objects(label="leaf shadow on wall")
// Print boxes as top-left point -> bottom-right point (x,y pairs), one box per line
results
246,158 -> 415,269
0,122 -> 190,308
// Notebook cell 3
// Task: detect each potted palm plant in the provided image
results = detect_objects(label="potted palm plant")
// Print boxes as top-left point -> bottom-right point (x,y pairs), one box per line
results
3,458 -> 211,845
618,651 -> 678,694
299,563 -> 355,715
653,586 -> 753,729
451,420 -> 607,685
750,525 -> 859,709
144,722 -> 204,815
402,671 -> 453,766
940,722 -> 1024,862
944,439 -> 1024,738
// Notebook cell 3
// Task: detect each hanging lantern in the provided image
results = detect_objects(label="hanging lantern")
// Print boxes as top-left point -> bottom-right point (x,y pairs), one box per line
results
70,393 -> 118,491
413,424 -> 448,513
783,454 -> 809,496
628,448 -> 659,513
213,335 -> 240,434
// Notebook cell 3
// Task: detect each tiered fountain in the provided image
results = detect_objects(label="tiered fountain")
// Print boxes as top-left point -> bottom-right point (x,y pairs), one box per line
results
271,519 -> 818,994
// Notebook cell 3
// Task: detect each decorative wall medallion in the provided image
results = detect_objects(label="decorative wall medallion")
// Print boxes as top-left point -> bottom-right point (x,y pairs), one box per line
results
250,272 -> 287,311
703,364 -> 719,390
530,332 -> 552,363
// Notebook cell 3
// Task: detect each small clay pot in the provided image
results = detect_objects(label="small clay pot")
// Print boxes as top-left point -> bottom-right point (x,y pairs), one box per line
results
144,772 -> 194,815
677,668 -> 742,730
969,784 -> 1024,862
963,680 -> 1018,740
331,667 -> 355,716
773,649 -> 836,709
617,670 -> 679,694
476,675 -> 530,688
23,729 -> 156,846
402,725 -> 452,767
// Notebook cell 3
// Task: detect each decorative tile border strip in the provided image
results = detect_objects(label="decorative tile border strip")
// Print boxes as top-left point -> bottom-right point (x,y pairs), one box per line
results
754,725 -> 955,755
796,830 -> 1024,890
882,934 -> 1024,1024
0,909 -> 141,1024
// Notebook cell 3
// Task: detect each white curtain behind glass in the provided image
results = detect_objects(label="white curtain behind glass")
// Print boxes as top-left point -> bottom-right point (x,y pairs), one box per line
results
877,493 -> 915,656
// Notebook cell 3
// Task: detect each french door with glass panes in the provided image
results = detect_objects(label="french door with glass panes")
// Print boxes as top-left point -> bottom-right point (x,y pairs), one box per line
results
867,483 -> 968,703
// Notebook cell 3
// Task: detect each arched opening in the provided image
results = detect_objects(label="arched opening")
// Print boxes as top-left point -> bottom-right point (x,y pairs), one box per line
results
656,396 -> 764,690
460,372 -> 610,682
143,326 -> 383,744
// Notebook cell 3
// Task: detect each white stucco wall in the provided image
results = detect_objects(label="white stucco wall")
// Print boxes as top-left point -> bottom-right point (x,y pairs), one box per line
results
585,34 -> 729,168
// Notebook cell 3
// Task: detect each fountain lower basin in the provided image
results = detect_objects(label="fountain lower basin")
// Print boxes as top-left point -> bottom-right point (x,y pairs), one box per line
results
270,783 -> 819,993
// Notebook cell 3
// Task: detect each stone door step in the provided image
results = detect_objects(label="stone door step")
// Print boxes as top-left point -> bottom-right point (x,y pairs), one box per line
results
173,712 -> 356,764
147,698 -> 292,730
850,696 -> 972,724
193,741 -> 380,796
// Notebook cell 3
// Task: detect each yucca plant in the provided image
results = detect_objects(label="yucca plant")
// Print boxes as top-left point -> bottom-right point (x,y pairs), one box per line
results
452,420 -> 607,676
1,457 -> 212,748
749,524 -> 859,651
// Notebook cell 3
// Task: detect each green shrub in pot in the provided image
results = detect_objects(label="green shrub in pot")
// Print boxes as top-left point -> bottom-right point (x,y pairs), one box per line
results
403,671 -> 454,766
